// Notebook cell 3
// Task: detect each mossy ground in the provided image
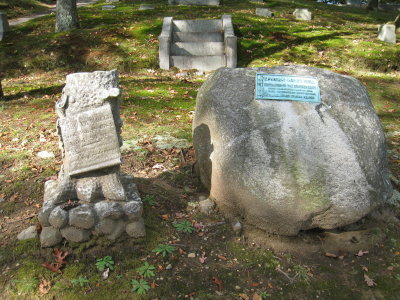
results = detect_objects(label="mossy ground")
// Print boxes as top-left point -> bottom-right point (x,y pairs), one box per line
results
0,0 -> 399,299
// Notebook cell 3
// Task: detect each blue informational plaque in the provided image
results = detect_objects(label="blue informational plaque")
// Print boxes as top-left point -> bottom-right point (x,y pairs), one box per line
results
255,73 -> 321,103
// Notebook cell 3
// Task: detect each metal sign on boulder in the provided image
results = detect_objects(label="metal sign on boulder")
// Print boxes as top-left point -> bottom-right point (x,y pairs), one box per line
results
193,66 -> 393,236
38,70 -> 145,247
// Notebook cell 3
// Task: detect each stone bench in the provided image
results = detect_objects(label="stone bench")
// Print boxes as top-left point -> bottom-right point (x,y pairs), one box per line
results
158,15 -> 237,71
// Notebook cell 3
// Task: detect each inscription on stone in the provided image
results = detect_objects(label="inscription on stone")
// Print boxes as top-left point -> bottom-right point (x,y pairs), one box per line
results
255,73 -> 320,103
60,103 -> 121,176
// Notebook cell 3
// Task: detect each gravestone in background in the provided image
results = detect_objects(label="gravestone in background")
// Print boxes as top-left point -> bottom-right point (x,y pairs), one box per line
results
293,8 -> 312,20
346,0 -> 362,6
193,66 -> 393,236
102,5 -> 116,10
256,8 -> 274,17
0,12 -> 10,41
378,24 -> 396,44
139,4 -> 155,10
38,70 -> 145,247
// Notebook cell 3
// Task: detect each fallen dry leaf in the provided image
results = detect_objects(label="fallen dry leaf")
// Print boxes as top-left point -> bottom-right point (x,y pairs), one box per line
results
253,293 -> 263,300
193,221 -> 204,230
325,252 -> 337,258
53,248 -> 68,264
42,248 -> 69,273
161,214 -> 170,220
356,250 -> 369,257
250,282 -> 260,287
364,274 -> 377,287
41,262 -> 62,273
239,293 -> 249,300
199,252 -> 207,264
217,255 -> 228,261
38,279 -> 51,294
362,266 -> 369,272
212,276 -> 222,289
175,212 -> 186,218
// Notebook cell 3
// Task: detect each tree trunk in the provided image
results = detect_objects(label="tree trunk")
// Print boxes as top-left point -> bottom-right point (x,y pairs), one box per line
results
0,72 -> 3,98
366,0 -> 379,10
395,15 -> 400,30
55,0 -> 79,32
0,81 -> 3,98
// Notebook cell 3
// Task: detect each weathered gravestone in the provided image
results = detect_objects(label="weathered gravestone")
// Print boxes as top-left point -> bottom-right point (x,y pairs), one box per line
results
293,8 -> 312,20
193,66 -> 393,236
102,5 -> 116,10
38,70 -> 145,247
256,8 -> 274,17
0,12 -> 10,41
378,24 -> 396,44
139,4 -> 155,10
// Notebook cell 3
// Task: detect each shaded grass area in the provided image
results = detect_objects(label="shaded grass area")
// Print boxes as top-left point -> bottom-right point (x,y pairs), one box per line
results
0,0 -> 55,19
0,0 -> 399,299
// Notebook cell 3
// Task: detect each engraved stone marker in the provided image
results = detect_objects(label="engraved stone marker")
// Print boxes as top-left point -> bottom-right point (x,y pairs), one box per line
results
59,103 -> 121,176
255,73 -> 320,103
38,70 -> 145,247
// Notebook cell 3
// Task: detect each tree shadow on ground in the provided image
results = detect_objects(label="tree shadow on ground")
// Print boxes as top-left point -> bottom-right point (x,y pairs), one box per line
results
237,26 -> 354,67
0,84 -> 63,102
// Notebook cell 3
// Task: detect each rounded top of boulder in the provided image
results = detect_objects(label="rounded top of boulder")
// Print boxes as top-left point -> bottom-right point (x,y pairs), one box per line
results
201,65 -> 370,108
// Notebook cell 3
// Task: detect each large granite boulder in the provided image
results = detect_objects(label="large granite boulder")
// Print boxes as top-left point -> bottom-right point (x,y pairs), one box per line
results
193,66 -> 393,236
